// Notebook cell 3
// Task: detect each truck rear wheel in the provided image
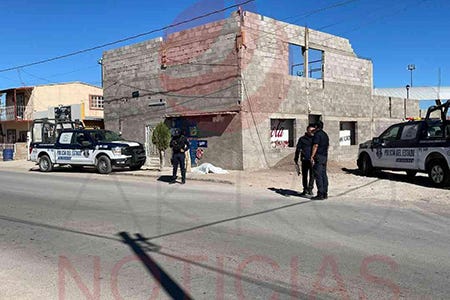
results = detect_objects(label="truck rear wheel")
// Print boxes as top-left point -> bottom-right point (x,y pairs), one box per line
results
39,155 -> 53,172
428,159 -> 449,187
96,155 -> 112,174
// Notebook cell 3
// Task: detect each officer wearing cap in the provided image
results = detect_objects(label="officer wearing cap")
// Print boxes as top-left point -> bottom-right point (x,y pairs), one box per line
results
294,124 -> 316,196
169,128 -> 190,184
310,121 -> 329,200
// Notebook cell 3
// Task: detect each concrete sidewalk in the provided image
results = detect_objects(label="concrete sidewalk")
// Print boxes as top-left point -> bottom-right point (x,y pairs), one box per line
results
0,159 -> 354,190
0,159 -> 259,186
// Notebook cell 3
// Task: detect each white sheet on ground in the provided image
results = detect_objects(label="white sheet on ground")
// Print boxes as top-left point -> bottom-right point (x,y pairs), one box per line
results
191,163 -> 229,174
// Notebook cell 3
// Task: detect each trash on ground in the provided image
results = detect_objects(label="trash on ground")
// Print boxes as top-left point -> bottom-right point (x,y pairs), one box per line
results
192,163 -> 229,174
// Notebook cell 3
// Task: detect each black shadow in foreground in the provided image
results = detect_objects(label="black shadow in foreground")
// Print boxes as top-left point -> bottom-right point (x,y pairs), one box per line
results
119,232 -> 193,300
157,175 -> 175,183
268,187 -> 302,197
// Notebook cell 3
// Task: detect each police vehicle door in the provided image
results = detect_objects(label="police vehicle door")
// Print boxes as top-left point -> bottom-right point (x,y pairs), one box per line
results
374,124 -> 402,168
70,132 -> 94,164
56,131 -> 75,163
390,123 -> 420,169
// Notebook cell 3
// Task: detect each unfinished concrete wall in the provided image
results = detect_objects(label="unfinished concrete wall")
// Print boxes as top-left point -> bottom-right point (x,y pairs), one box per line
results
103,13 -> 244,169
238,12 -> 420,168
103,10 -> 420,170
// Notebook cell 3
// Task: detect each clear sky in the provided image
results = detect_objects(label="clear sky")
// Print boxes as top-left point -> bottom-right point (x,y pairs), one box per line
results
0,0 -> 448,90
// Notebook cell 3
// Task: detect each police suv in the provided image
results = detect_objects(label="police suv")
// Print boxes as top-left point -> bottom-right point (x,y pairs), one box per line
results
357,101 -> 450,187
30,129 -> 146,174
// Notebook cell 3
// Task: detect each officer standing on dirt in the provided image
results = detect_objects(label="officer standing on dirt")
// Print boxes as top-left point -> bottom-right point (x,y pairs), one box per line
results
310,121 -> 329,200
169,129 -> 190,184
294,124 -> 316,196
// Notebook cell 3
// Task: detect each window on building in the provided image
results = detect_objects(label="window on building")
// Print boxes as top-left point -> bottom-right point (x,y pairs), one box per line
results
18,131 -> 28,142
288,44 -> 323,79
90,95 -> 104,110
339,121 -> 357,145
289,43 -> 305,77
308,48 -> 323,79
270,119 -> 295,148
7,129 -> 16,143
308,114 -> 322,125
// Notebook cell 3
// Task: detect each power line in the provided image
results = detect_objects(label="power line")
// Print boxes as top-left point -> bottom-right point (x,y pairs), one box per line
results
0,0 -> 255,74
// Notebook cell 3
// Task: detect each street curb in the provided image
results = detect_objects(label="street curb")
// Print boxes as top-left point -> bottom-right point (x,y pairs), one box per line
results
110,171 -> 235,185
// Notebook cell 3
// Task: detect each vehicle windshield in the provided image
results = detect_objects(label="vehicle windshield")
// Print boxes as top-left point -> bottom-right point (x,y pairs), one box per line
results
89,130 -> 122,142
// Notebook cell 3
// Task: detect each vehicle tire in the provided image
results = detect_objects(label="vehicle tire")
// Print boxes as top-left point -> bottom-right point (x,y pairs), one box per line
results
358,154 -> 373,176
38,155 -> 53,172
129,162 -> 144,171
96,155 -> 112,174
405,170 -> 417,178
427,159 -> 450,187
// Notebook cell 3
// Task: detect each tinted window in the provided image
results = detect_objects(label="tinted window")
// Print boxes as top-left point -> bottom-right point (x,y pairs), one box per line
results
89,130 -> 122,142
59,132 -> 73,145
380,125 -> 401,142
400,124 -> 419,140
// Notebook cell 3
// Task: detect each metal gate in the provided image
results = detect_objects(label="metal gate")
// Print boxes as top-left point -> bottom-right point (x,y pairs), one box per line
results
144,125 -> 160,168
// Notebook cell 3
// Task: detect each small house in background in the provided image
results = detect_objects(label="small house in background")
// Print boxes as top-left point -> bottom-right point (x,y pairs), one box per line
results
0,82 -> 103,159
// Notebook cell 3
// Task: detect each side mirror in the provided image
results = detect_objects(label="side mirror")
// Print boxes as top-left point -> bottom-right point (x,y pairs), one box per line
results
372,137 -> 381,144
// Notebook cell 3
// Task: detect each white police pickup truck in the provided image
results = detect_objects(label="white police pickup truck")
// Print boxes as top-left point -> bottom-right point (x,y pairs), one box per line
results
30,129 -> 146,174
357,101 -> 450,187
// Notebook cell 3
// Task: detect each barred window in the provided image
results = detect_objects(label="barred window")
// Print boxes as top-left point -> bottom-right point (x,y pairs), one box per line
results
90,95 -> 104,109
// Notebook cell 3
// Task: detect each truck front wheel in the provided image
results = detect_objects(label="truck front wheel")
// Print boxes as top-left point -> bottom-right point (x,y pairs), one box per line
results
428,159 -> 449,187
96,155 -> 112,174
358,153 -> 373,176
39,155 -> 53,172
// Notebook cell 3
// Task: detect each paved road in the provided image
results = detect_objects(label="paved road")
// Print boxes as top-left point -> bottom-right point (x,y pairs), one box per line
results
0,169 -> 449,299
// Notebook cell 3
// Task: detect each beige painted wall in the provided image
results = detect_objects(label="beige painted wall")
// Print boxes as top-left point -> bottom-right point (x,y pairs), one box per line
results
30,82 -> 103,119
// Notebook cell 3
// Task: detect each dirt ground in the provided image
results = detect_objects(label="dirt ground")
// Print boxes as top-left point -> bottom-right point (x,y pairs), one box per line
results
226,159 -> 450,217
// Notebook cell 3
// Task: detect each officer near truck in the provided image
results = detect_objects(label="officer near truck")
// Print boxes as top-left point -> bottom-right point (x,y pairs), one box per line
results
169,129 -> 190,184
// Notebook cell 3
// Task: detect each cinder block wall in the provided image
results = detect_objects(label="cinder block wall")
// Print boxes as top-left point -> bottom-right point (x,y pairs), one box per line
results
103,13 -> 245,169
239,11 -> 419,168
103,10 -> 420,170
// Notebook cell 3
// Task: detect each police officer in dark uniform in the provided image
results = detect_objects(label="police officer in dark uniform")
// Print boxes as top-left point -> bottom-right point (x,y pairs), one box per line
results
169,129 -> 190,184
310,121 -> 329,200
294,124 -> 315,196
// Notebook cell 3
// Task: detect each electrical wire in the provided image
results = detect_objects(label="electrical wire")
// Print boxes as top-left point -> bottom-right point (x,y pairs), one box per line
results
0,0 -> 255,73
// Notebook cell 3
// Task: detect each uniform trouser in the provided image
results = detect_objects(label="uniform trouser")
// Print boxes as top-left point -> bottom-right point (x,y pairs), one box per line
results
301,160 -> 315,192
172,153 -> 186,181
313,156 -> 328,196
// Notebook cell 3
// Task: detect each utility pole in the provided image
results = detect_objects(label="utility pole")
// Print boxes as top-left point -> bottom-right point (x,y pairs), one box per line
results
407,64 -> 415,87
405,84 -> 410,119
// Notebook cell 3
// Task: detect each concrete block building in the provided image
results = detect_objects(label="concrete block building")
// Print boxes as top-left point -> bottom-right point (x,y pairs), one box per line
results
102,11 -> 419,170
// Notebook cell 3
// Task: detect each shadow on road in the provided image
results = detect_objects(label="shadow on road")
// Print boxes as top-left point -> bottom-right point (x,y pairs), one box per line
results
119,232 -> 193,300
29,166 -> 144,174
268,187 -> 302,197
157,175 -> 174,183
122,232 -> 309,299
342,168 -> 449,190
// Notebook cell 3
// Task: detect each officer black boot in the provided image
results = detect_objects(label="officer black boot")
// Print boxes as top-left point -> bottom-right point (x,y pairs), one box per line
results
311,193 -> 325,200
